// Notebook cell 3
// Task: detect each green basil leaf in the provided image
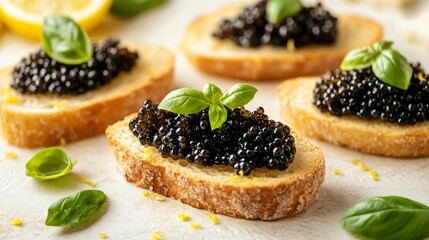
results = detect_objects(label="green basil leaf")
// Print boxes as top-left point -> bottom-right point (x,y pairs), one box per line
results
221,83 -> 258,109
26,147 -> 73,180
372,40 -> 394,52
111,0 -> 167,18
42,15 -> 92,65
340,47 -> 380,70
209,104 -> 227,130
266,0 -> 302,24
372,49 -> 412,90
46,190 -> 107,226
158,88 -> 209,114
341,196 -> 429,240
203,83 -> 223,104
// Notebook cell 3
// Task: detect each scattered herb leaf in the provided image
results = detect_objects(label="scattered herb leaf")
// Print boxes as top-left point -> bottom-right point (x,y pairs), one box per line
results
111,0 -> 167,18
26,147 -> 73,180
266,0 -> 302,24
45,190 -> 107,226
341,196 -> 429,240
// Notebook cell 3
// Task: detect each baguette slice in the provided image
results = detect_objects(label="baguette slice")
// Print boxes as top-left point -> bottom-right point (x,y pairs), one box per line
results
181,4 -> 383,81
277,78 -> 429,158
106,115 -> 325,220
0,44 -> 174,148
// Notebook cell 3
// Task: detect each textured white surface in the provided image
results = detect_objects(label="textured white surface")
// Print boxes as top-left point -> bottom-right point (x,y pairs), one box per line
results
1,0 -> 429,239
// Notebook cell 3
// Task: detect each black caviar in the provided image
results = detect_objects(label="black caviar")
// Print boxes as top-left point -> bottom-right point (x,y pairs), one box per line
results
11,38 -> 139,95
129,100 -> 296,175
313,63 -> 429,125
212,1 -> 337,48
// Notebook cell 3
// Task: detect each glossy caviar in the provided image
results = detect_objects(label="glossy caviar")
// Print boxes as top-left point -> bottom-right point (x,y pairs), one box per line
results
212,1 -> 337,48
313,63 -> 429,125
129,100 -> 296,175
11,38 -> 138,95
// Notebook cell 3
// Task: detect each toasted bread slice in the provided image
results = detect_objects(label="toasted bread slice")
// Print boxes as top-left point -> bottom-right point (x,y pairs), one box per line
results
0,44 -> 174,148
277,77 -> 429,158
181,4 -> 383,81
106,115 -> 325,220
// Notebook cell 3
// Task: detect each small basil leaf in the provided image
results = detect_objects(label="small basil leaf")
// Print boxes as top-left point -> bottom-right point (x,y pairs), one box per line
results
340,47 -> 379,70
266,0 -> 302,24
209,104 -> 227,130
42,15 -> 92,65
158,88 -> 209,114
221,83 -> 258,109
341,196 -> 429,240
372,40 -> 394,52
26,147 -> 73,180
46,190 -> 107,226
111,0 -> 167,18
372,49 -> 412,90
203,83 -> 223,104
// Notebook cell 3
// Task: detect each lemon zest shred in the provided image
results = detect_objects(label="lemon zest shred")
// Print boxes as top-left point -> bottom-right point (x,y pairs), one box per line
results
177,213 -> 190,221
144,68 -> 153,75
144,148 -> 152,157
51,99 -> 69,109
98,233 -> 108,239
5,87 -> 19,104
60,138 -> 66,146
11,218 -> 22,226
333,169 -> 342,175
418,73 -> 426,81
151,230 -> 164,240
75,175 -> 96,187
287,39 -> 296,52
204,212 -> 219,225
143,191 -> 151,197
153,193 -> 165,202
190,222 -> 202,229
5,151 -> 17,160
350,159 -> 379,181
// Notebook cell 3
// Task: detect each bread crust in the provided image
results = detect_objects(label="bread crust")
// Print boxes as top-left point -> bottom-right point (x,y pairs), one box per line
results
0,44 -> 174,148
277,77 -> 429,158
181,4 -> 383,81
106,115 -> 325,220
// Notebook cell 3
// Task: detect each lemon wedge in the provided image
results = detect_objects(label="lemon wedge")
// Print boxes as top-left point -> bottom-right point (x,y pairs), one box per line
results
0,0 -> 112,40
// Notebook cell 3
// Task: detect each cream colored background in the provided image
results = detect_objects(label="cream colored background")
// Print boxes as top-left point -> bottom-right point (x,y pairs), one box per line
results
1,0 -> 429,239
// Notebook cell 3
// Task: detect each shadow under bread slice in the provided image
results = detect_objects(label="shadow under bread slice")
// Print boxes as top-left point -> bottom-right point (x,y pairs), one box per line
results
181,0 -> 382,81
277,41 -> 429,157
106,84 -> 325,220
0,39 -> 174,148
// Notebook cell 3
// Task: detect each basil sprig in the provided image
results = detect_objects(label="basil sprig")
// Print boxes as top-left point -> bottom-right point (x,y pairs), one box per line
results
42,16 -> 92,65
340,41 -> 412,90
158,83 -> 257,130
46,190 -> 107,226
266,0 -> 302,24
26,147 -> 74,180
341,196 -> 429,240
111,0 -> 167,18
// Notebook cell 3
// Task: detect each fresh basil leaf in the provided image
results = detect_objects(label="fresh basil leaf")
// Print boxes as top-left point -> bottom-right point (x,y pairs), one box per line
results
372,49 -> 412,90
158,88 -> 209,114
46,190 -> 107,226
340,47 -> 379,70
341,196 -> 429,240
221,83 -> 258,109
209,104 -> 227,130
26,147 -> 73,180
111,0 -> 167,18
42,15 -> 92,65
203,83 -> 223,104
371,40 -> 393,52
266,0 -> 302,24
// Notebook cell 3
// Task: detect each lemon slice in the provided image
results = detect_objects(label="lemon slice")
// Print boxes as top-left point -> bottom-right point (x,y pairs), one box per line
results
0,0 -> 113,40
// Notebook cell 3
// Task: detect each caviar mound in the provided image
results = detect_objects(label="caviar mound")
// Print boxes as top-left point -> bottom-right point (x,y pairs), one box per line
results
313,63 -> 429,125
212,1 -> 337,48
11,38 -> 139,95
129,100 -> 296,175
